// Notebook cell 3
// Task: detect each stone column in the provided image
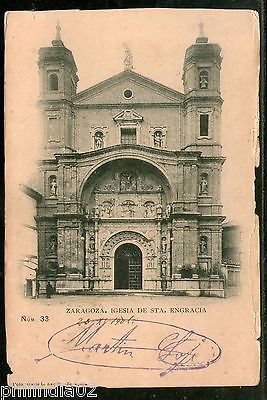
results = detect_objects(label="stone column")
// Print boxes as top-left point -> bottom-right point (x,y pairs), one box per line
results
211,226 -> 222,272
172,220 -> 184,272
84,227 -> 90,278
167,224 -> 172,277
156,220 -> 162,277
57,226 -> 65,270
183,226 -> 190,265
189,224 -> 198,266
177,164 -> 184,202
94,220 -> 99,277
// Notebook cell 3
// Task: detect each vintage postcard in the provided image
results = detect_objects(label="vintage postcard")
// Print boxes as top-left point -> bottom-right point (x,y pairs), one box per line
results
5,9 -> 260,389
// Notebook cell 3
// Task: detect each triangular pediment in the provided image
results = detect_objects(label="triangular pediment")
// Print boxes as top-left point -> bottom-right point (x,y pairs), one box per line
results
113,109 -> 143,123
73,70 -> 184,105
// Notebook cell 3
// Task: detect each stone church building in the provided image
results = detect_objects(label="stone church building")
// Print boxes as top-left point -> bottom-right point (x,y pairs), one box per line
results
36,24 -> 226,296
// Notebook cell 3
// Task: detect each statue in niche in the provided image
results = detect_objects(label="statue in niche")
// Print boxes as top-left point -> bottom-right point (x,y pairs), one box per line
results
153,131 -> 163,148
147,257 -> 153,268
48,235 -> 57,254
101,200 -> 114,218
49,176 -> 57,197
161,260 -> 167,277
144,201 -> 155,218
94,131 -> 104,149
199,236 -> 208,255
89,235 -> 95,252
124,46 -> 133,71
121,200 -> 135,217
84,204 -> 90,216
120,172 -> 137,191
94,205 -> 100,218
166,203 -> 172,218
161,237 -> 167,253
199,174 -> 208,195
94,184 -> 100,192
156,203 -> 163,218
88,265 -> 94,278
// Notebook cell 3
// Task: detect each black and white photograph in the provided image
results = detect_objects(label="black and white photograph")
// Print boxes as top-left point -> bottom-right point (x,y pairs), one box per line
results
5,9 -> 260,388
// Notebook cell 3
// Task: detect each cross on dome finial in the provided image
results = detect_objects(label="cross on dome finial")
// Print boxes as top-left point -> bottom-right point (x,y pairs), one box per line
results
196,22 -> 208,44
124,45 -> 133,71
55,21 -> 62,41
52,21 -> 64,47
199,22 -> 205,37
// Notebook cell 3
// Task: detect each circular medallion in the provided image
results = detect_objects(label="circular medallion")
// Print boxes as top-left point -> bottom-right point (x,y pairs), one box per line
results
123,89 -> 133,99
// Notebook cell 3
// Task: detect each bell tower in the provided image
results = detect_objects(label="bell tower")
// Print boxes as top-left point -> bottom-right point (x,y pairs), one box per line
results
182,23 -> 223,157
38,23 -> 79,158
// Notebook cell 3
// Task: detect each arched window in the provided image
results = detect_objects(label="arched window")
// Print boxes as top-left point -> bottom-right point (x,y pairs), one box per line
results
199,70 -> 209,89
200,114 -> 209,136
48,73 -> 59,91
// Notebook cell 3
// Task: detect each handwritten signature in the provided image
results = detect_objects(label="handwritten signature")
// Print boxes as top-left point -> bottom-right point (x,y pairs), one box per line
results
36,316 -> 221,377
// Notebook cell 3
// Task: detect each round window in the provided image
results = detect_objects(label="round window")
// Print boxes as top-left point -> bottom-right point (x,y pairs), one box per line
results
123,89 -> 133,99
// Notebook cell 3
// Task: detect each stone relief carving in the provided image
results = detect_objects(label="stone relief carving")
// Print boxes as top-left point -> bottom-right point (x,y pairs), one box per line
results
113,109 -> 143,123
99,230 -> 112,247
121,200 -> 136,217
100,256 -> 111,269
120,172 -> 137,191
161,236 -> 167,253
144,201 -> 155,218
165,203 -> 172,218
102,176 -> 118,192
101,231 -> 155,258
94,205 -> 100,218
65,203 -> 72,212
93,170 -> 162,194
143,229 -> 155,240
140,181 -> 154,191
147,257 -> 154,268
101,199 -> 115,218
156,203 -> 163,218
85,227 -> 97,277
89,234 -> 95,252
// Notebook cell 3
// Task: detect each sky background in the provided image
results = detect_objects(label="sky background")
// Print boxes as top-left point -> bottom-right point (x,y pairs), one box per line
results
5,9 -> 259,226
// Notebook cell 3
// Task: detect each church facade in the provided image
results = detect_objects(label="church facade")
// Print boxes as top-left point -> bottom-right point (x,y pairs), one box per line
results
36,25 -> 225,296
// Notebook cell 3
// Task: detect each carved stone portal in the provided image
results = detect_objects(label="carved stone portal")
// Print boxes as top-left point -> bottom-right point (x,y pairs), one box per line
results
101,231 -> 155,258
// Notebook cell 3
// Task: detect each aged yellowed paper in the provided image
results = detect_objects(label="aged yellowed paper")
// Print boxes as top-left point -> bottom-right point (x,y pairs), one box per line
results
5,9 -> 260,389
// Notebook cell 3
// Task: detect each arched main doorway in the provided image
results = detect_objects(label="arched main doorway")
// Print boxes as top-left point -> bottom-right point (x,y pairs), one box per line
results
114,243 -> 142,290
